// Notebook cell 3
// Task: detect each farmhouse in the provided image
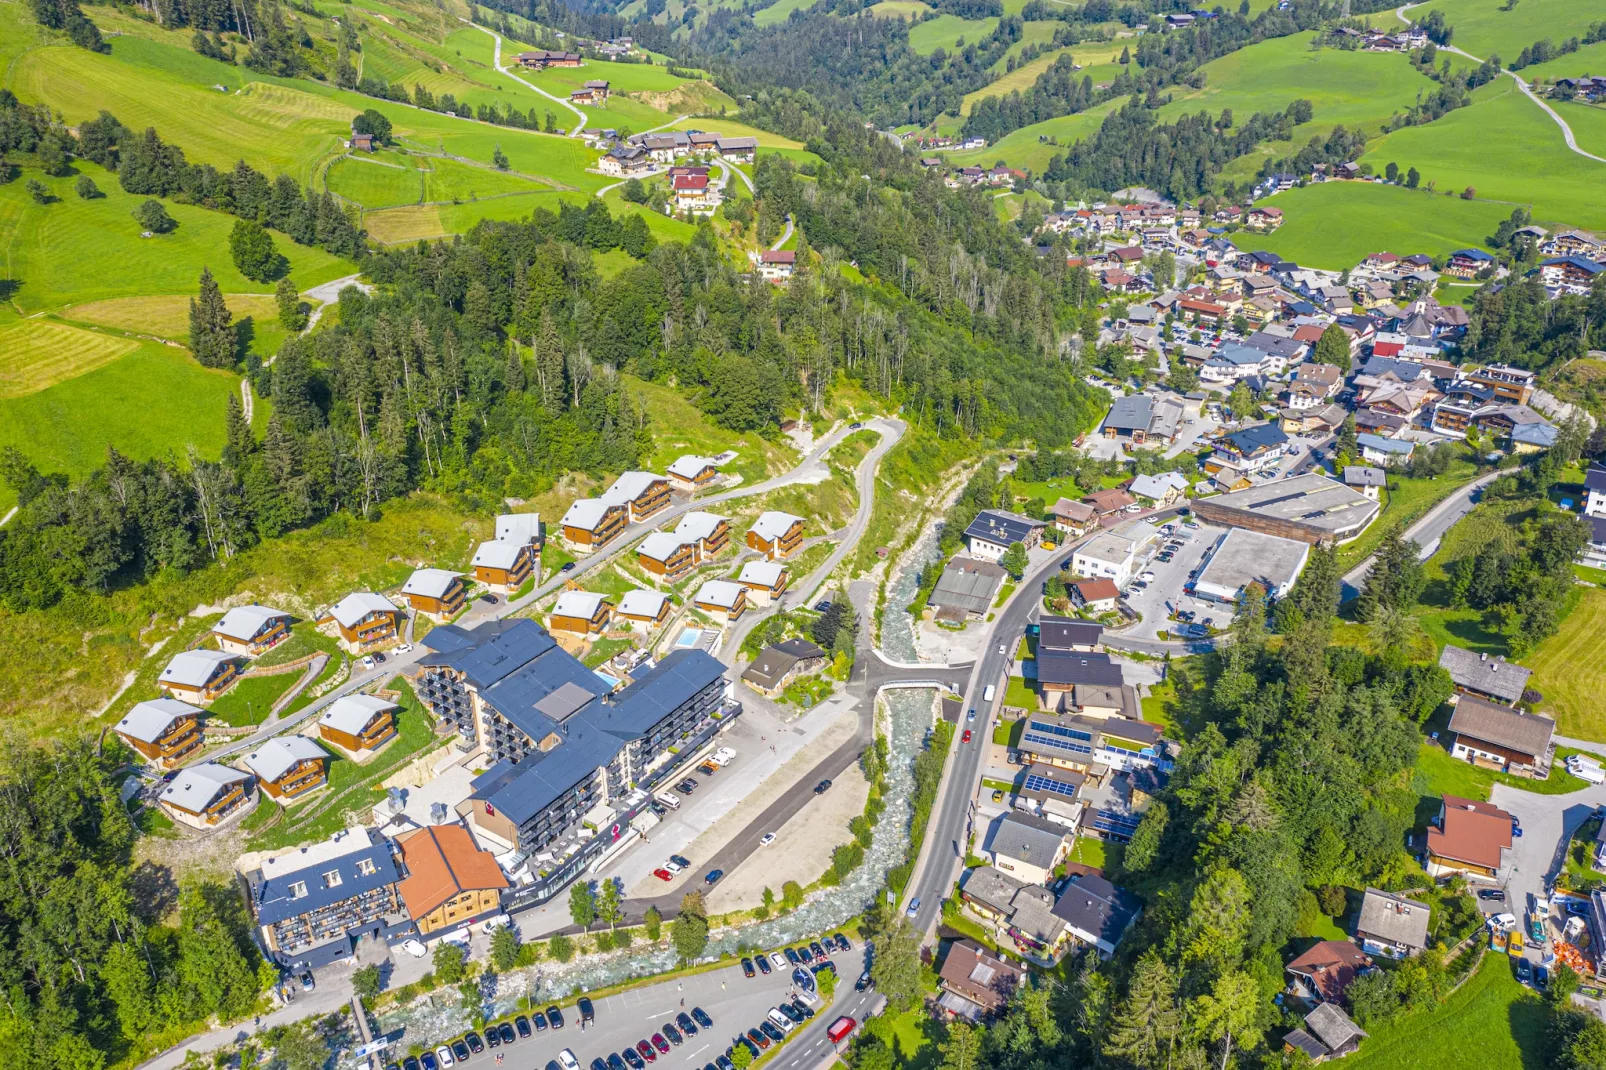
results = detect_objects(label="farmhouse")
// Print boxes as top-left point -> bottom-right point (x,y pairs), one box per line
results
1211,423 -> 1289,475
740,638 -> 827,698
1050,498 -> 1098,536
400,568 -> 467,620
550,591 -> 614,635
241,735 -> 329,800
1446,693 -> 1555,777
637,531 -> 699,580
667,455 -> 719,492
1425,794 -> 1513,881
515,50 -> 580,68
758,249 -> 796,282
1083,487 -> 1136,516
158,648 -> 242,703
213,604 -> 292,655
1438,644 -> 1531,706
560,498 -> 630,552
114,698 -> 205,768
469,537 -> 534,590
322,592 -> 402,652
1244,206 -> 1283,231
615,589 -> 671,631
1128,471 -> 1189,506
245,827 -> 403,967
747,512 -> 805,559
962,509 -> 1045,562
692,579 -> 747,623
318,694 -> 400,754
716,136 -> 758,162
1444,248 -> 1494,279
1355,888 -> 1430,958
395,824 -> 509,936
736,559 -> 789,606
159,762 -> 254,829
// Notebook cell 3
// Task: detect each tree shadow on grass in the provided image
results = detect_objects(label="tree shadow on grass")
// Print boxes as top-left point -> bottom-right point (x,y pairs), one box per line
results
1506,977 -> 1552,1070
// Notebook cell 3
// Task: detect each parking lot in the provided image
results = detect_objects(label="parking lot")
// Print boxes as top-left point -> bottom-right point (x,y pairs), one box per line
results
1119,520 -> 1232,642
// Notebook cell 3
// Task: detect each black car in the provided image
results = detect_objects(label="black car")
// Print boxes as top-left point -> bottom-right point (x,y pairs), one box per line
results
497,1023 -> 516,1045
515,1016 -> 532,1039
814,779 -> 832,794
754,954 -> 771,975
590,1061 -> 607,1070
664,1023 -> 682,1045
465,1033 -> 485,1054
716,1057 -> 735,1070
797,944 -> 813,964
649,801 -> 667,817
403,1059 -> 422,1070
856,969 -> 873,991
578,997 -> 596,1025
692,1006 -> 713,1029
621,1048 -> 645,1070
546,1005 -> 565,1030
677,1011 -> 698,1036
834,933 -> 851,952
451,1041 -> 470,1063
776,1004 -> 802,1024
742,957 -> 756,977
813,601 -> 832,612
676,779 -> 698,795
784,946 -> 801,966
532,1012 -> 547,1032
479,595 -> 498,605
1479,888 -> 1506,902
607,1056 -> 626,1070
670,855 -> 692,870
810,940 -> 828,959
485,1027 -> 501,1049
560,562 -> 576,572
420,1055 -> 439,1070
760,1021 -> 784,1043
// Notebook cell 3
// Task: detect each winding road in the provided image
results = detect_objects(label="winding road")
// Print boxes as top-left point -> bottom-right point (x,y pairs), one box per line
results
465,20 -> 588,137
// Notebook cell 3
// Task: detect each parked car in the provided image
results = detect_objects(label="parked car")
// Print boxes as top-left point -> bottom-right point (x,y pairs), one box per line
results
435,1047 -> 454,1068
577,998 -> 595,1026
788,998 -> 813,1020
653,868 -> 673,881
992,789 -> 1004,803
514,1016 -> 532,1039
670,854 -> 691,870
760,1021 -> 784,1043
498,1023 -> 516,1045
620,1050 -> 644,1070
815,779 -> 833,794
465,1035 -> 485,1054
676,1011 -> 697,1036
813,601 -> 832,612
560,562 -> 576,573
651,1034 -> 670,1054
676,779 -> 698,795
770,951 -> 787,969
692,1007 -> 713,1029
451,1041 -> 469,1063
797,945 -> 813,964
485,1028 -> 500,1050
747,1028 -> 770,1051
546,1006 -> 564,1030
811,939 -> 829,959
755,954 -> 771,975
742,957 -> 756,978
906,897 -> 921,918
420,1053 -> 438,1070
636,1039 -> 657,1063
1479,889 -> 1506,902
784,947 -> 801,966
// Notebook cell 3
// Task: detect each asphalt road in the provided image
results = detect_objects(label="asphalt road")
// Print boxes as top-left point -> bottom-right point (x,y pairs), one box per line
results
1339,470 -> 1502,599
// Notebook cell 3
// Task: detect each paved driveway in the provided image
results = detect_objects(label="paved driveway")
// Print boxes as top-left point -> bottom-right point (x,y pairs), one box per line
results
1120,521 -> 1220,642
1489,779 -> 1606,959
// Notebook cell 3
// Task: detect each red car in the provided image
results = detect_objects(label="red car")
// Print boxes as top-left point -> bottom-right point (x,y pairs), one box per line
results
651,1034 -> 669,1055
636,1040 -> 656,1063
652,868 -> 673,882
961,729 -> 972,743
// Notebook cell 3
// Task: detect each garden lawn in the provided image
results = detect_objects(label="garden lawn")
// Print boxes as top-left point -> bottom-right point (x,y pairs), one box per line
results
1334,452 -> 1480,570
1004,675 -> 1037,709
1230,182 -> 1515,270
1342,953 -> 1545,1070
1522,585 -> 1606,742
1414,740 -> 1591,803
0,163 -> 353,314
207,671 -> 302,727
1358,80 -> 1606,232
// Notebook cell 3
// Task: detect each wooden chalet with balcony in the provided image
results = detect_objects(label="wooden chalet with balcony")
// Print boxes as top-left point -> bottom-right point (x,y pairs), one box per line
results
560,498 -> 629,553
212,604 -> 292,656
396,824 -> 510,935
747,511 -> 805,560
400,568 -> 467,621
318,694 -> 400,754
616,589 -> 671,631
667,455 -> 719,492
550,590 -> 614,635
602,472 -> 671,522
159,762 -> 255,829
471,538 -> 535,590
114,698 -> 205,769
158,648 -> 243,703
737,559 -> 789,607
675,511 -> 729,556
637,532 -> 699,580
692,579 -> 747,623
322,592 -> 402,652
241,735 -> 330,800
495,512 -> 543,550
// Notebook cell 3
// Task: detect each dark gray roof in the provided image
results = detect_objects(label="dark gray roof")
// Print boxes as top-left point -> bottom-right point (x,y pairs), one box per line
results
1586,464 -> 1606,495
1104,394 -> 1155,433
1036,650 -> 1124,688
930,558 -> 1008,616
1360,355 -> 1427,381
250,828 -> 400,926
1304,1002 -> 1367,1051
1221,422 -> 1289,456
1051,872 -> 1141,948
742,639 -> 826,690
420,619 -> 557,689
958,864 -> 1027,915
1241,331 -> 1307,361
1037,616 -> 1103,651
1448,694 -> 1554,758
963,510 -> 1044,547
1437,645 -> 1531,704
989,811 -> 1069,866
1356,888 -> 1430,949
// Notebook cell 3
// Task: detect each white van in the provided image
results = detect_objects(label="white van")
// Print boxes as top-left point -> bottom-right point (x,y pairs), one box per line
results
767,1008 -> 796,1034
655,791 -> 682,810
982,684 -> 996,703
712,747 -> 737,767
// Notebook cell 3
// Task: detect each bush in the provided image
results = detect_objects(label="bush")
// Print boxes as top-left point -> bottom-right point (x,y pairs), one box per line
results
1317,884 -> 1348,917
26,179 -> 51,204
74,175 -> 100,199
548,934 -> 574,962
134,198 -> 176,234
230,218 -> 283,281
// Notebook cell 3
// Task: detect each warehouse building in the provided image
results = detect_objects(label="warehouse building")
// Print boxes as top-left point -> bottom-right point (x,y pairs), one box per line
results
1190,473 -> 1379,545
1192,528 -> 1311,602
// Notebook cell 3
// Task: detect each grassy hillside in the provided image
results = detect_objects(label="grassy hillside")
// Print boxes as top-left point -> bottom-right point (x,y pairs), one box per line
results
941,98 -> 1122,173
753,0 -> 824,27
1229,182 -> 1512,269
1519,40 -> 1606,83
908,14 -> 1000,55
1555,101 -> 1606,159
1405,0 -> 1602,61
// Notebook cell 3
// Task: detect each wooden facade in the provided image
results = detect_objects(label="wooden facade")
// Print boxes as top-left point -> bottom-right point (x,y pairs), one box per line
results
402,577 -> 466,618
213,609 -> 291,656
550,600 -> 613,635
331,610 -> 400,649
259,756 -> 328,800
319,707 -> 397,753
613,476 -> 671,522
561,502 -> 629,552
160,770 -> 254,829
161,660 -> 241,703
639,539 -> 698,580
746,517 -> 805,560
472,545 -> 534,589
115,711 -> 203,768
667,458 -> 718,492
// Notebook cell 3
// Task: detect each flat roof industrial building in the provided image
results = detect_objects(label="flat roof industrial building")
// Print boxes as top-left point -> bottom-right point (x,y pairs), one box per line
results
1190,473 -> 1379,544
1193,529 -> 1311,603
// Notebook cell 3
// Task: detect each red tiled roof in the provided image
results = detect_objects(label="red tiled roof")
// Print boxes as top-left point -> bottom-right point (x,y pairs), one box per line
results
1426,794 -> 1513,870
1286,940 -> 1371,1002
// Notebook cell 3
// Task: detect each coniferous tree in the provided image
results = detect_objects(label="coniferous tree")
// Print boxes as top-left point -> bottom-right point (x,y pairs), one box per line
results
1103,951 -> 1184,1070
275,276 -> 307,331
189,267 -> 235,368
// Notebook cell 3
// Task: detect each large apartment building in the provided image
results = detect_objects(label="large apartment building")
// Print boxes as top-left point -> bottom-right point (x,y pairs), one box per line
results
414,620 -> 735,904
243,827 -> 405,968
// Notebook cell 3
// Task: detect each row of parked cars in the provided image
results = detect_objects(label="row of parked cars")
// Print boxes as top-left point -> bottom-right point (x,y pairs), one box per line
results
739,932 -> 852,977
393,1000 -> 597,1070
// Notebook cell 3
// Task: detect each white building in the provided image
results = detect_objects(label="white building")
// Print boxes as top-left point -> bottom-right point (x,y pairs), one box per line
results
1192,529 -> 1310,603
1071,519 -> 1159,588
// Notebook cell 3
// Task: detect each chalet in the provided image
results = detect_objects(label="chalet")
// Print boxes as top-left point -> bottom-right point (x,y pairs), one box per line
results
927,558 -> 1007,622
667,454 -> 719,492
322,592 -> 402,652
241,735 -> 329,800
1426,794 -> 1513,881
1468,363 -> 1537,404
937,941 -> 1027,1020
598,144 -> 651,177
245,827 -> 403,968
1127,471 -> 1189,506
1355,888 -> 1430,958
989,811 -> 1070,884
396,824 -> 509,936
1178,296 -> 1227,323
158,648 -> 242,703
1541,228 -> 1603,259
602,471 -> 671,522
1212,423 -> 1290,475
692,579 -> 747,623
400,569 -> 466,621
675,511 -> 730,556
1245,206 -> 1283,231
637,132 -> 688,161
561,499 -> 629,555
318,694 -> 399,754
1071,578 -> 1120,612
213,604 -> 292,655
1538,256 -> 1605,296
1099,393 -> 1184,444
159,762 -> 254,829
615,589 -> 670,631
1050,498 -> 1098,537
114,698 -> 204,768
1286,940 -> 1371,1006
468,536 -> 536,588
687,131 -> 721,153
716,136 -> 758,162
672,173 -> 712,208
1447,693 -> 1555,777
348,133 -> 375,152
962,509 -> 1045,562
1082,487 -> 1136,516
495,512 -> 543,549
581,79 -> 609,102
1438,644 -> 1531,706
741,637 -> 827,698
1200,342 -> 1279,383
1444,247 -> 1495,279
747,511 -> 805,559
1357,433 -> 1415,467
550,590 -> 614,635
637,532 -> 699,580
1051,872 -> 1141,959
736,559 -> 789,606
758,249 -> 796,282
1284,1003 -> 1367,1063
514,50 -> 580,68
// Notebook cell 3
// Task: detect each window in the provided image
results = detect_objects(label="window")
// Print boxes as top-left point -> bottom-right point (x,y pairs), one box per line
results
356,858 -> 377,876
288,881 -> 308,900
323,869 -> 343,889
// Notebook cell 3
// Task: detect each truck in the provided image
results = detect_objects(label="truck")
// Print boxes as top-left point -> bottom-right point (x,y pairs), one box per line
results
983,684 -> 996,703
827,1017 -> 858,1045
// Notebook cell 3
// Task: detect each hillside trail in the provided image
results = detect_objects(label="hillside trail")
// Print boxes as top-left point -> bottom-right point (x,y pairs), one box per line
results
1394,2 -> 1606,165
461,19 -> 589,137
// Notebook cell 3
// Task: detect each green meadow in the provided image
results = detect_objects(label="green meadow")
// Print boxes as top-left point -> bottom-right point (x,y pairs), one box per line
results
753,0 -> 824,27
1229,182 -> 1512,269
1519,40 -> 1606,83
908,14 -> 1000,55
325,152 -> 559,209
941,99 -> 1121,172
1554,101 -> 1606,160
1405,0 -> 1603,61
